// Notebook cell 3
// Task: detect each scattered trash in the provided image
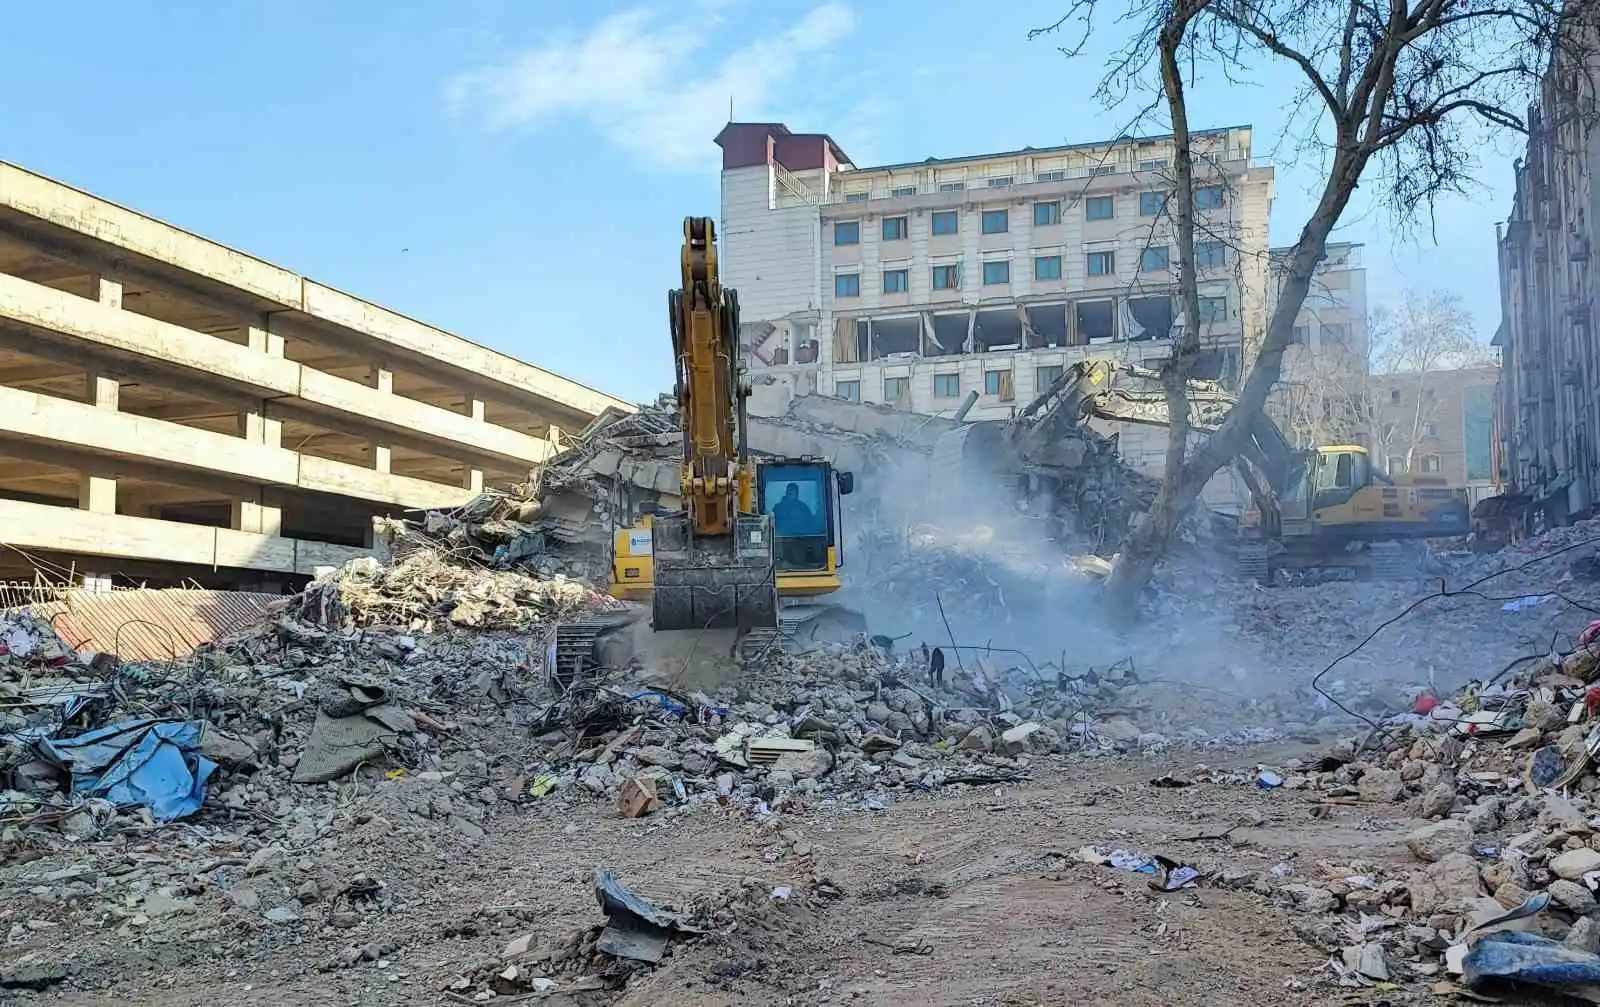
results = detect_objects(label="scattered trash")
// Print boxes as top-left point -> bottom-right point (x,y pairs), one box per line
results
592,869 -> 704,964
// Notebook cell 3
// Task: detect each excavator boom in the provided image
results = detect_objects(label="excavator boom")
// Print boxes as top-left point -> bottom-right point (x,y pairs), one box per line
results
650,218 -> 777,633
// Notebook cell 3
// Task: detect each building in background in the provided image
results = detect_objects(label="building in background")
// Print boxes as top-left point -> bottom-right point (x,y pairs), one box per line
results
718,121 -> 1271,427
1494,7 -> 1600,523
1368,366 -> 1501,505
0,161 -> 627,590
1268,243 -> 1371,449
717,121 -> 1367,505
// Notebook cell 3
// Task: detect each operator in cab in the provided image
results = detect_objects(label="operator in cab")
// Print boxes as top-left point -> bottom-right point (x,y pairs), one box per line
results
771,481 -> 818,533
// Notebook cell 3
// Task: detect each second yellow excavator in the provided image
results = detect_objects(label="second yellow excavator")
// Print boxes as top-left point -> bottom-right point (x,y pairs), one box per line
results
548,218 -> 861,686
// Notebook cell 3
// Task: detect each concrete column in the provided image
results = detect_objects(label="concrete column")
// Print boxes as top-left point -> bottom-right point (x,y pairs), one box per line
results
237,405 -> 282,448
91,275 -> 123,309
86,369 -> 119,410
77,473 -> 116,514
461,393 -> 484,491
246,318 -> 285,358
369,441 -> 392,473
370,365 -> 394,393
231,499 -> 282,536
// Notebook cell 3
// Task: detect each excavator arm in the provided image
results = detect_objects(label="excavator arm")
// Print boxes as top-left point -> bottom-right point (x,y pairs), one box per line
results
1017,359 -> 1300,530
649,218 -> 778,634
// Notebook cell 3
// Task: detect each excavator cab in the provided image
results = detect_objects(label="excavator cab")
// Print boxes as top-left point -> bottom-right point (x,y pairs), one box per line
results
756,459 -> 853,591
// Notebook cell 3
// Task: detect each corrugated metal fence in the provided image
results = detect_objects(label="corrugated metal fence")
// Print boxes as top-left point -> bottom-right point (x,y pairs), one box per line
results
4,585 -> 284,661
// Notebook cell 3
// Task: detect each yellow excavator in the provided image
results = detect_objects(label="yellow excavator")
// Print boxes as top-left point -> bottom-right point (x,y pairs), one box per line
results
548,218 -> 862,687
935,359 -> 1472,583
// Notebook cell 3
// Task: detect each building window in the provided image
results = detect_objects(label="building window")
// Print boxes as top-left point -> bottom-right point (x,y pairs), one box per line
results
834,221 -> 860,245
1087,250 -> 1116,276
1322,323 -> 1351,344
1036,169 -> 1066,182
1198,295 -> 1228,322
890,185 -> 917,197
1140,246 -> 1170,272
1195,186 -> 1225,210
933,373 -> 960,398
834,273 -> 860,298
883,268 -> 909,294
1139,191 -> 1165,216
1292,325 -> 1309,345
938,181 -> 966,192
931,211 -> 959,236
982,260 -> 1011,285
1034,201 -> 1062,226
1035,255 -> 1063,281
1388,455 -> 1407,473
1085,196 -> 1115,220
987,176 -> 1013,188
1139,158 -> 1168,171
834,380 -> 860,402
981,209 -> 1009,234
882,216 -> 908,241
1036,364 -> 1064,390
1196,241 -> 1227,268
984,369 -> 1014,399
1420,454 -> 1443,473
932,264 -> 960,290
1390,389 -> 1402,404
844,192 -> 870,204
884,376 -> 910,403
1422,421 -> 1439,439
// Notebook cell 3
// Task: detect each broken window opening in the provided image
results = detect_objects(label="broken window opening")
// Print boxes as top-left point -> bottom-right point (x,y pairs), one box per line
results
1026,304 -> 1070,347
1124,295 -> 1175,342
929,313 -> 967,356
973,309 -> 1023,353
1076,300 -> 1115,343
871,317 -> 921,359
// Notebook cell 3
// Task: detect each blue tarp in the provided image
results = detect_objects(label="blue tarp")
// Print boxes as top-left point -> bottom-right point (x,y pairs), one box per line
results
37,719 -> 217,822
1464,931 -> 1600,991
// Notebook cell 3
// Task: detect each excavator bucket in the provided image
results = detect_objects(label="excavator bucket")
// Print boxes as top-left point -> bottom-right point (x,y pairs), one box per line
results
649,511 -> 779,633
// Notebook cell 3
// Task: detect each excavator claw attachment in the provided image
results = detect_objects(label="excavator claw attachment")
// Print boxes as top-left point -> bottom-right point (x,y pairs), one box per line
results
649,511 -> 779,633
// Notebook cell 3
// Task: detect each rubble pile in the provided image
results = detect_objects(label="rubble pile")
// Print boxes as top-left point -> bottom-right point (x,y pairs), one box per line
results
1240,615 -> 1600,1000
376,392 -> 1168,586
0,551 -> 617,849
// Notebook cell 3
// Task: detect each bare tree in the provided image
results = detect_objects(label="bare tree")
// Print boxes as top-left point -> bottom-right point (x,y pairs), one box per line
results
1031,0 -> 1598,609
1278,348 -> 1371,447
1367,288 -> 1491,470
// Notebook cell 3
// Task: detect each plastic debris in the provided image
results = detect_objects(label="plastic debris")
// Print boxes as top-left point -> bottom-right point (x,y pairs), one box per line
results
592,869 -> 704,964
1463,931 -> 1600,1000
37,719 -> 217,822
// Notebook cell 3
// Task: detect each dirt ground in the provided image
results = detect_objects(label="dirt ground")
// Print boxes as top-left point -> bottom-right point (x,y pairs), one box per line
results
1,740 -> 1439,1007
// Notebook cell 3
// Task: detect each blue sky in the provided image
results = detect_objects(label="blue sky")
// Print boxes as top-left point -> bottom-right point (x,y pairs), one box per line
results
0,0 -> 1516,403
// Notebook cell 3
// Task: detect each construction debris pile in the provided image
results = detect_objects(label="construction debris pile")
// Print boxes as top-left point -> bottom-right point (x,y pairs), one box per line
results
1245,616 -> 1600,1001
376,392 -> 1166,586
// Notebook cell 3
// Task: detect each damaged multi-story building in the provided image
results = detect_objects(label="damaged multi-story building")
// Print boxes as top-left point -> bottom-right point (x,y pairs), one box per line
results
1494,6 -> 1600,524
715,121 -> 1368,507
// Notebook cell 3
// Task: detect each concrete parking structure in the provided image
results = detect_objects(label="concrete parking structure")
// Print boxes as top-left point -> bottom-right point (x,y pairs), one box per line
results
0,161 -> 629,589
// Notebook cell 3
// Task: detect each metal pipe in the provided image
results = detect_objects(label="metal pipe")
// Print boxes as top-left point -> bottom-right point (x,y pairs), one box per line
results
952,390 -> 980,422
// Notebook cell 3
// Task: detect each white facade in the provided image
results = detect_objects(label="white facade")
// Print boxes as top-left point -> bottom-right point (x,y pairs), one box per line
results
717,123 -> 1272,426
717,124 -> 1368,509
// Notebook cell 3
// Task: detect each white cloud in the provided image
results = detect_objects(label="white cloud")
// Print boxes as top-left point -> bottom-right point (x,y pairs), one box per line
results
444,4 -> 856,170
